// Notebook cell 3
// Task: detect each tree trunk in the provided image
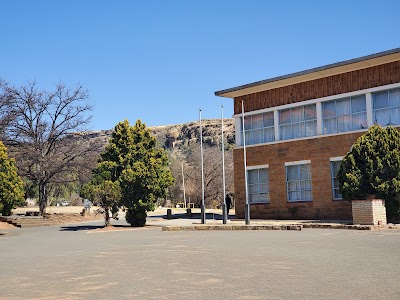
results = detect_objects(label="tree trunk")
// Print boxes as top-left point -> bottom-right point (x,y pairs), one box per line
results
104,208 -> 111,227
38,183 -> 48,216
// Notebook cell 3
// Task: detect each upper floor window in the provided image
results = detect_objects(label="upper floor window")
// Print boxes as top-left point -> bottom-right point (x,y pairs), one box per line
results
248,167 -> 270,204
372,88 -> 400,126
322,95 -> 367,134
279,104 -> 316,140
242,112 -> 274,145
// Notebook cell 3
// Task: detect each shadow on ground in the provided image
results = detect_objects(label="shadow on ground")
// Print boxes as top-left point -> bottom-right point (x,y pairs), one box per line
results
59,224 -> 147,231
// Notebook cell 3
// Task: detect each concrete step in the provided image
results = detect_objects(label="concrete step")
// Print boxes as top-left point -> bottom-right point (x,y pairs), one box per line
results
6,218 -> 60,228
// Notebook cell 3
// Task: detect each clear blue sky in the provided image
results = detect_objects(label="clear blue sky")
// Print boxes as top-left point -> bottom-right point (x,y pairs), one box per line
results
1,0 -> 399,130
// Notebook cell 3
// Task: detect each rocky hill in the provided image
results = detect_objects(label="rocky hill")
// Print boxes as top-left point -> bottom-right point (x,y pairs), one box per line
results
83,119 -> 236,152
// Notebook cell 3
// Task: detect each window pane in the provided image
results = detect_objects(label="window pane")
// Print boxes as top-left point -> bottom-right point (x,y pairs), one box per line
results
244,116 -> 252,130
304,105 -> 316,120
249,184 -> 258,194
374,109 -> 390,126
323,101 -> 336,118
391,107 -> 400,125
252,114 -> 263,129
259,169 -> 268,183
351,95 -> 366,113
336,99 -> 351,116
252,129 -> 262,144
323,118 -> 336,134
263,128 -> 274,142
291,107 -> 303,122
389,89 -> 400,107
259,183 -> 268,194
300,164 -> 310,180
305,120 -> 317,137
280,109 -> 291,124
280,124 -> 292,140
263,112 -> 274,127
352,112 -> 367,130
292,122 -> 304,138
287,166 -> 298,181
248,170 -> 258,184
337,115 -> 351,132
373,91 -> 389,109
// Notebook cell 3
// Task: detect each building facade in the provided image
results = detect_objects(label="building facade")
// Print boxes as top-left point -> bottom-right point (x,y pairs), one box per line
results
215,48 -> 400,220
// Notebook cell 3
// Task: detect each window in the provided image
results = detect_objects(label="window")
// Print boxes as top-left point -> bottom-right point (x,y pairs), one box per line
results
330,160 -> 342,200
322,95 -> 367,134
242,112 -> 274,145
279,104 -> 316,140
248,168 -> 269,203
372,88 -> 400,126
286,163 -> 312,202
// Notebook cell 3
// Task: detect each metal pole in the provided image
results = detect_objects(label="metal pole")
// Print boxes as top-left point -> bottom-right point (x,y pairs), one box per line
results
200,109 -> 206,224
221,105 -> 227,224
242,100 -> 250,225
181,162 -> 186,208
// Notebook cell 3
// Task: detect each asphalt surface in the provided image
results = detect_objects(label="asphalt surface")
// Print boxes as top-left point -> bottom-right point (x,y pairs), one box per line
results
1,217 -> 400,300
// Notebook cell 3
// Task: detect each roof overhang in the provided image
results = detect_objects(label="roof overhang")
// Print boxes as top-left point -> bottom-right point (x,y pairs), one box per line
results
215,48 -> 400,98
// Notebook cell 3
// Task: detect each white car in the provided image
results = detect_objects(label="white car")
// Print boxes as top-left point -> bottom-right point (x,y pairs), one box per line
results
61,200 -> 69,206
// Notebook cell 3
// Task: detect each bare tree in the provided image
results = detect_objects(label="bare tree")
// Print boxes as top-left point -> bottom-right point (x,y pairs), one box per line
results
4,81 -> 100,215
0,79 -> 16,137
173,145 -> 234,208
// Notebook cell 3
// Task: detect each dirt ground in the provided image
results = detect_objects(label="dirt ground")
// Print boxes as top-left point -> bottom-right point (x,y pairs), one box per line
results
1,206 -> 105,229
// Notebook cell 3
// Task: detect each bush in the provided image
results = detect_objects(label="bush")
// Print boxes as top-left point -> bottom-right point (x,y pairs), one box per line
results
0,141 -> 24,216
337,125 -> 400,221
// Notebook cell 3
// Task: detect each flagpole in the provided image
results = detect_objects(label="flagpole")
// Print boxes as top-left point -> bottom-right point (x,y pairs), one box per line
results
221,105 -> 227,224
200,109 -> 206,224
242,100 -> 250,225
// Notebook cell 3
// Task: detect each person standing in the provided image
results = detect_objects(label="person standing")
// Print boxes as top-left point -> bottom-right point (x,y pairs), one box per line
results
225,194 -> 232,215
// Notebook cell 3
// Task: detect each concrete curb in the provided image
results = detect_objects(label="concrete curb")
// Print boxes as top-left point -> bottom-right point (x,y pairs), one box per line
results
162,224 -> 302,231
161,223 -> 400,231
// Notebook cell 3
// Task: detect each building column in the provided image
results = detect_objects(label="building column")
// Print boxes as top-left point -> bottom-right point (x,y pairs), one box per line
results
235,117 -> 242,147
316,102 -> 323,135
366,92 -> 373,127
274,110 -> 279,141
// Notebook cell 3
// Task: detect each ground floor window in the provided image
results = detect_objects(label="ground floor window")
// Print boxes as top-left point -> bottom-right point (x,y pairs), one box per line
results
286,162 -> 312,202
248,167 -> 269,203
330,160 -> 343,200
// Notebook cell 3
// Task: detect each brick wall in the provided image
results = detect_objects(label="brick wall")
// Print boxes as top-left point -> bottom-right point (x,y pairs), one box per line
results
234,61 -> 400,114
233,132 -> 370,220
352,198 -> 387,225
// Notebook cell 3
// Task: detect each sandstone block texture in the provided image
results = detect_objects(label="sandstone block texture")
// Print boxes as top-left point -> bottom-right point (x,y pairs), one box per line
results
352,198 -> 387,225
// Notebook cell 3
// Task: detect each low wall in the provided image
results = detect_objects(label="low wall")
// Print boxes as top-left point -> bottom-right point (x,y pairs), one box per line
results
352,198 -> 387,225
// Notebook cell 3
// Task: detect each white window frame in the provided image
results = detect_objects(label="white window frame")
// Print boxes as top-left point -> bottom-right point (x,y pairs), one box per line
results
234,82 -> 400,148
285,160 -> 312,202
330,157 -> 343,200
247,165 -> 270,204
372,87 -> 400,126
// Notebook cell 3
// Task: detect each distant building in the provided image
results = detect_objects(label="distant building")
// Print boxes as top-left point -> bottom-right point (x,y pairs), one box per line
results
215,48 -> 400,220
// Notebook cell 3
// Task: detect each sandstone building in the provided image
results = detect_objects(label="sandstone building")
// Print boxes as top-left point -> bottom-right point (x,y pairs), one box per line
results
215,48 -> 400,220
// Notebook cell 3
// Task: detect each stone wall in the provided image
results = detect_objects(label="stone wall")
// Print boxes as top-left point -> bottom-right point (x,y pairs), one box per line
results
352,198 -> 387,225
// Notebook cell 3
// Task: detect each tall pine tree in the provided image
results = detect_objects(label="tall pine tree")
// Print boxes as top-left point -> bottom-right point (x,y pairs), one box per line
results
100,119 -> 174,226
0,141 -> 24,216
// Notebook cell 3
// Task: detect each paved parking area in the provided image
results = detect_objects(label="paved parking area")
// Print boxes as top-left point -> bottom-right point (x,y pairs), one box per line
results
1,219 -> 400,300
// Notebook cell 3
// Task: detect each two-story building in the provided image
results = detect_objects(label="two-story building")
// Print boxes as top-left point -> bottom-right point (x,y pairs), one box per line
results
215,48 -> 400,220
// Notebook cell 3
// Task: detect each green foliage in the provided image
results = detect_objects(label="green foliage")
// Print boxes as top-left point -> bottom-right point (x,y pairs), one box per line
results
80,162 -> 122,226
0,141 -> 24,216
337,125 -> 400,221
96,120 -> 174,226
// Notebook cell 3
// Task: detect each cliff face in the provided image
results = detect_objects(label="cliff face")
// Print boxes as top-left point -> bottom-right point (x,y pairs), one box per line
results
83,119 -> 236,151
